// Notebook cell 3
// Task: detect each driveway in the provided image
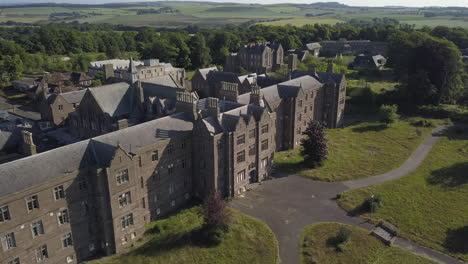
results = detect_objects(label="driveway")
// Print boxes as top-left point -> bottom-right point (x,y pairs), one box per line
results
230,126 -> 466,264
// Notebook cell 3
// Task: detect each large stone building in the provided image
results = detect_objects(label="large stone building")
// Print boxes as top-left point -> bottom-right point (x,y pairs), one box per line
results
224,43 -> 284,74
0,67 -> 345,264
286,42 -> 322,61
319,39 -> 388,57
39,90 -> 86,126
88,58 -> 185,87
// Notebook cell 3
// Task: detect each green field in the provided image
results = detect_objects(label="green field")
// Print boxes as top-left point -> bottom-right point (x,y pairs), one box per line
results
274,117 -> 445,181
86,207 -> 279,264
337,127 -> 468,261
300,223 -> 436,264
1,2 -> 467,28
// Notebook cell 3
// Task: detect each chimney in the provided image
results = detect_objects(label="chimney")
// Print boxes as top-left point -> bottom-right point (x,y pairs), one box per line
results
217,82 -> 239,102
176,91 -> 198,120
21,130 -> 36,156
128,57 -> 138,84
206,97 -> 220,117
249,84 -> 263,107
117,119 -> 128,130
288,54 -> 298,72
104,64 -> 114,80
327,62 -> 334,73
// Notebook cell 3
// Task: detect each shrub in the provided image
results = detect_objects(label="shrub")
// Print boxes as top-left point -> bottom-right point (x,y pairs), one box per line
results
363,195 -> 381,213
327,227 -> 352,252
411,119 -> 435,128
379,104 -> 400,125
202,191 -> 231,245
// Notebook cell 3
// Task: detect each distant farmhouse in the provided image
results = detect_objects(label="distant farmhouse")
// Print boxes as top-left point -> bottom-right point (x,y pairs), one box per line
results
224,42 -> 284,74
286,42 -> 322,61
0,51 -> 346,263
319,39 -> 388,57
350,54 -> 387,71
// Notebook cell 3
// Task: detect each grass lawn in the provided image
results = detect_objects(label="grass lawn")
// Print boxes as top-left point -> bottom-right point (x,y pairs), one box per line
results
86,207 -> 278,264
300,223 -> 436,264
274,117 -> 445,181
337,127 -> 468,261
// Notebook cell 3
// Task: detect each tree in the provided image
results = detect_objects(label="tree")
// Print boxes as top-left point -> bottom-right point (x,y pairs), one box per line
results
2,55 -> 24,80
379,104 -> 400,125
202,190 -> 231,245
300,121 -> 328,168
188,34 -> 211,69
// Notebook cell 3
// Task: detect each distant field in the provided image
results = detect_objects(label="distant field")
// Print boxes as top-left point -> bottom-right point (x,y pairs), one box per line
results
1,3 -> 467,28
259,17 -> 343,26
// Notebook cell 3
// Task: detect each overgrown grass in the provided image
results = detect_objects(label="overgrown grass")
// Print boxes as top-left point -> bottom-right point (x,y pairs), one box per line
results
337,127 -> 468,261
300,223 -> 437,264
86,207 -> 278,264
274,117 -> 445,181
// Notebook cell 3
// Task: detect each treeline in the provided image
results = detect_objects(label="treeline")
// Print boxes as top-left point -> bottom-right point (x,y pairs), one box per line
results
1,22 -> 467,105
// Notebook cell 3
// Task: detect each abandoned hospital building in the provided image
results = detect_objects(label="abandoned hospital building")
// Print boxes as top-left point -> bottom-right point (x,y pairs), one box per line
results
0,55 -> 346,264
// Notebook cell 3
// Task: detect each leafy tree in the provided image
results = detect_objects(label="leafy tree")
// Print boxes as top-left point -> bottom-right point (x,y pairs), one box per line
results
188,34 -> 211,69
300,121 -> 328,168
169,34 -> 191,68
379,104 -> 400,125
203,190 -> 231,232
2,55 -> 24,80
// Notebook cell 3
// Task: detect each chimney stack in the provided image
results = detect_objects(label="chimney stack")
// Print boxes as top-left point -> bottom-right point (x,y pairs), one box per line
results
21,130 -> 36,156
288,54 -> 298,72
217,82 -> 239,102
117,119 -> 129,130
249,84 -> 264,107
176,91 -> 198,120
206,97 -> 220,117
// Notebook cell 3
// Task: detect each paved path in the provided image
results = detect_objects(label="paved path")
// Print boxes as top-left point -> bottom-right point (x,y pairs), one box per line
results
230,126 -> 466,264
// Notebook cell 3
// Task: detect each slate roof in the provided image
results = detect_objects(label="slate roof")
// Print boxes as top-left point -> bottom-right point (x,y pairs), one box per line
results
142,76 -> 186,99
87,82 -> 132,117
201,116 -> 224,136
206,71 -> 244,84
61,90 -> 87,104
196,67 -> 218,80
0,139 -> 93,197
305,42 -> 321,50
90,112 -> 194,166
144,75 -> 180,88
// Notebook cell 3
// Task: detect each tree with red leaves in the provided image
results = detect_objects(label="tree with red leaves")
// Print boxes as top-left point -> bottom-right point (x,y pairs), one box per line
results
300,121 -> 328,168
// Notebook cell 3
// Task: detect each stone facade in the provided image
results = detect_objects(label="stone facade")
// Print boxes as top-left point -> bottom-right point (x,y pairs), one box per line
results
39,90 -> 86,126
0,71 -> 345,264
224,43 -> 284,74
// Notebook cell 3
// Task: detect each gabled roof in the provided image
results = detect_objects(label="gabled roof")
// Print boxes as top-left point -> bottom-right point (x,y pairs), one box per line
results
196,67 -> 218,80
142,76 -> 186,99
60,90 -> 86,104
87,82 -> 132,117
207,71 -> 244,84
144,75 -> 180,88
201,116 -> 224,136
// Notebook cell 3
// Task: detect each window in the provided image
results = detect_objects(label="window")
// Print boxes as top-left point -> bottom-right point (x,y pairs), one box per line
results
53,185 -> 65,200
167,144 -> 173,154
58,209 -> 69,225
156,208 -> 161,215
305,94 -> 308,100
171,200 -> 176,207
0,206 -> 10,222
181,139 -> 186,149
248,144 -> 256,156
298,100 -> 303,107
181,159 -> 186,169
131,232 -> 137,240
32,220 -> 44,237
249,129 -> 256,139
78,177 -> 87,190
237,134 -> 245,145
121,214 -> 133,229
153,194 -> 158,203
297,127 -> 302,135
261,139 -> 269,151
140,177 -> 144,188
168,164 -> 174,175
151,151 -> 158,161
237,170 -> 246,183
304,107 -> 307,113
26,195 -> 39,211
261,158 -> 269,168
298,114 -> 302,121
118,192 -> 132,207
236,150 -> 245,163
169,183 -> 175,194
58,105 -> 63,110
261,124 -> 269,134
62,233 -> 73,248
116,169 -> 129,185
1,232 -> 16,250
66,255 -> 74,263
8,258 -> 19,264
185,193 -> 190,200
142,197 -> 146,209
36,245 -> 48,262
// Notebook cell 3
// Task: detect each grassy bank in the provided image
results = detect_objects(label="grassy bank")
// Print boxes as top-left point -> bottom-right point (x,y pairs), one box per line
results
300,222 -> 436,264
337,127 -> 468,261
274,117 -> 445,181
87,207 -> 278,264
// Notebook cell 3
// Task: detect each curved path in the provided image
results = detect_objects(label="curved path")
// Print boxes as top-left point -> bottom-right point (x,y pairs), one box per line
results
230,126 -> 466,264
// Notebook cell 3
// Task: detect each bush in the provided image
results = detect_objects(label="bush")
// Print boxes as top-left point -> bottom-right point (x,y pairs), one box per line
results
202,191 -> 231,245
327,227 -> 352,252
363,195 -> 381,213
379,104 -> 400,125
411,119 -> 435,128
300,121 -> 328,168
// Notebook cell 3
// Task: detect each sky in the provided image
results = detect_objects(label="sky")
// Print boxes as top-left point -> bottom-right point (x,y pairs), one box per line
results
4,0 -> 468,7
